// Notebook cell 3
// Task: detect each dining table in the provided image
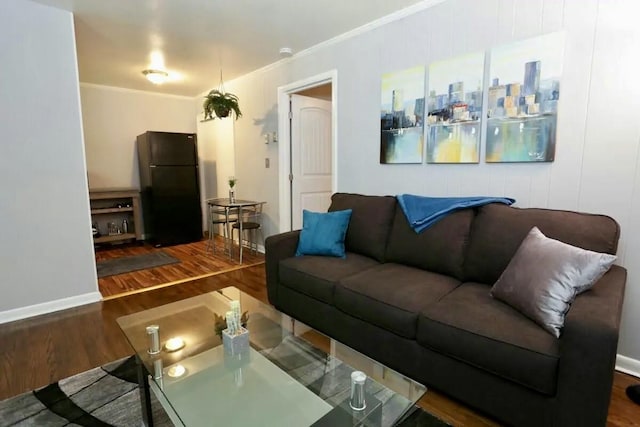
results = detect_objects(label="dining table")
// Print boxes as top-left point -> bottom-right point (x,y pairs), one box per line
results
206,198 -> 261,264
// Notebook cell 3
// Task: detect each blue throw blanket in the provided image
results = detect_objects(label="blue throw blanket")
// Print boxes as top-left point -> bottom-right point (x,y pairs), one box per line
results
397,194 -> 515,233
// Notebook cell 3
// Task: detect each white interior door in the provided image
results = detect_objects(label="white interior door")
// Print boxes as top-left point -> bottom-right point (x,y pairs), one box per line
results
291,94 -> 333,230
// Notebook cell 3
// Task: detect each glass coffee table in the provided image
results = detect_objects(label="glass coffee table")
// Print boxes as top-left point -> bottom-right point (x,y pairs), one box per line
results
117,287 -> 427,426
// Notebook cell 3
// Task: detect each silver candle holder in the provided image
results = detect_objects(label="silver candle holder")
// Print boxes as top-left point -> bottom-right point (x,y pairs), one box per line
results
153,358 -> 163,380
349,371 -> 367,411
153,358 -> 164,390
147,325 -> 161,355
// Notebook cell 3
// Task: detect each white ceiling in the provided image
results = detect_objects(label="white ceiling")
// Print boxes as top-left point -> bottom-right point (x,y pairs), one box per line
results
30,0 -> 427,97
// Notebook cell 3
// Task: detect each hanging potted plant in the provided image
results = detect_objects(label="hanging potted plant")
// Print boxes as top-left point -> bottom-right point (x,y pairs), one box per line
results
203,89 -> 242,120
203,71 -> 242,120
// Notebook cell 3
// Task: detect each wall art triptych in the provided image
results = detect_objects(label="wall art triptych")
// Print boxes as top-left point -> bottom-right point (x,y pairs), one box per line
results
379,32 -> 565,164
427,52 -> 484,163
380,66 -> 425,164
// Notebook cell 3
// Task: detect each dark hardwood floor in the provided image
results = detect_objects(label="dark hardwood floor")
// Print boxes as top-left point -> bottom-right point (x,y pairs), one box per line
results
1,262 -> 638,426
0,264 -> 267,402
96,237 -> 264,298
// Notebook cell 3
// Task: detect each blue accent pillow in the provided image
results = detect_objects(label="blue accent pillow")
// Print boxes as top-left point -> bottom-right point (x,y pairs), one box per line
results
295,209 -> 353,258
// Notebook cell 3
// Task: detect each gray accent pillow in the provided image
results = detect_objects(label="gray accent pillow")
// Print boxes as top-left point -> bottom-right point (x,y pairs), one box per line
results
490,227 -> 617,338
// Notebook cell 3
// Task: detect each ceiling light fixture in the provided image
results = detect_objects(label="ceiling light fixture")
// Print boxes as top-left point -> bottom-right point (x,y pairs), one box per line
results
142,69 -> 169,85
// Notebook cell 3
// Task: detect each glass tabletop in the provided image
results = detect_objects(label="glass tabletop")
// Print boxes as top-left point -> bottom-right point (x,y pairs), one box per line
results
117,287 -> 426,426
206,198 -> 260,207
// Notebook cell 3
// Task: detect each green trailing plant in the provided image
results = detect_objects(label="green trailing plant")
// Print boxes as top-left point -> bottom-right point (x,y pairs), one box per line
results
203,89 -> 242,120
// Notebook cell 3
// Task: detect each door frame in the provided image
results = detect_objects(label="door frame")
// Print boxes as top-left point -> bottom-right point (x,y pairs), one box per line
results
277,70 -> 338,232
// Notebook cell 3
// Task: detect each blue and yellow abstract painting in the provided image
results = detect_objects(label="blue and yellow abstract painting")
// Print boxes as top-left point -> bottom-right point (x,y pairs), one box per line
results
380,66 -> 425,164
427,52 -> 484,163
486,32 -> 564,162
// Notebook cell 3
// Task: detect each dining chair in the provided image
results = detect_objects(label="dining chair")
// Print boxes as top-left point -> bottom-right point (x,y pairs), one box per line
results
232,202 -> 266,261
207,201 -> 237,254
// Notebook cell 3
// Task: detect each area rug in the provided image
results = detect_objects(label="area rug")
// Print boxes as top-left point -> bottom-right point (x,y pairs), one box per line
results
0,339 -> 449,427
0,356 -> 172,426
260,334 -> 451,427
96,251 -> 180,278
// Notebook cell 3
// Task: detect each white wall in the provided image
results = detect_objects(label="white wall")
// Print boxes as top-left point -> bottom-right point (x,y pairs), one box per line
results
196,117 -> 236,230
204,0 -> 640,362
0,0 -> 100,320
81,84 -> 197,189
195,72 -> 281,239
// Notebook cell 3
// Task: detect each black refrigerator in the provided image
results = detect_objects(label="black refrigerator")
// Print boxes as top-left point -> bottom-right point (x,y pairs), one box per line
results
137,131 -> 202,246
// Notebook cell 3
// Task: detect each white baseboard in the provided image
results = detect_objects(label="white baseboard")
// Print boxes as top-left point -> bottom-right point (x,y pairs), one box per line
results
0,292 -> 102,324
616,354 -> 640,378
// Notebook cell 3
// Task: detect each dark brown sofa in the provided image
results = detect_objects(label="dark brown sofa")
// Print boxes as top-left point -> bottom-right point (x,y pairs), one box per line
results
265,193 -> 626,427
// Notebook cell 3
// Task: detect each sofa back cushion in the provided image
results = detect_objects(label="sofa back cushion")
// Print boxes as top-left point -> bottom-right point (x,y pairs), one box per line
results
386,208 -> 473,280
328,193 -> 396,262
464,203 -> 620,284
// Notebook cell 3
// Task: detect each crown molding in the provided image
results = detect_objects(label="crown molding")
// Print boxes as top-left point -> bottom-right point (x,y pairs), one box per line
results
198,0 -> 446,96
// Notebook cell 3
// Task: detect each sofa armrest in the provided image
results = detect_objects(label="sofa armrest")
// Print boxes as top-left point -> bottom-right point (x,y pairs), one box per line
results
556,265 -> 626,426
265,230 -> 301,307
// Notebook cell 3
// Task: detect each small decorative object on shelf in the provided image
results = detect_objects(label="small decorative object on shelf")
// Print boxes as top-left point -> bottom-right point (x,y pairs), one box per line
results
109,222 -> 122,236
92,223 -> 100,238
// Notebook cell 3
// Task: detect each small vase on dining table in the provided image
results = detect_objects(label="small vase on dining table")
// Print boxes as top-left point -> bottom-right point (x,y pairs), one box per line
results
228,176 -> 237,203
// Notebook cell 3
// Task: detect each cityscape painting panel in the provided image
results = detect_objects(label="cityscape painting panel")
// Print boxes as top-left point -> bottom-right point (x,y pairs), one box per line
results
486,32 -> 564,162
380,65 -> 425,164
427,52 -> 484,163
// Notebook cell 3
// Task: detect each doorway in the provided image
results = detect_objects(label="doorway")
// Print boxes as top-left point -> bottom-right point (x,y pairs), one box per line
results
277,71 -> 338,232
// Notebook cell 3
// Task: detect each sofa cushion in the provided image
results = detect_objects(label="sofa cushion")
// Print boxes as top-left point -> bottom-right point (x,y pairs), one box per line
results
329,193 -> 397,262
417,282 -> 560,395
279,252 -> 380,304
386,208 -> 473,280
335,264 -> 461,339
491,227 -> 617,338
464,203 -> 620,284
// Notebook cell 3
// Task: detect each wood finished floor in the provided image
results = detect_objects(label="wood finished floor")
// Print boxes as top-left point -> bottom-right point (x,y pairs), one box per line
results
96,237 -> 264,297
1,261 -> 639,425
